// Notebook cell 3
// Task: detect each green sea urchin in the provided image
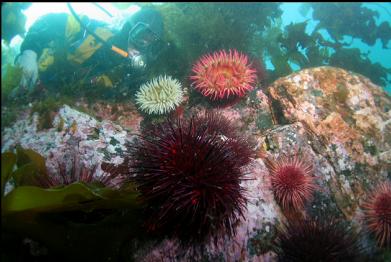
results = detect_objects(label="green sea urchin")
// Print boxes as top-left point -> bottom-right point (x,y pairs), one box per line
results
135,75 -> 183,115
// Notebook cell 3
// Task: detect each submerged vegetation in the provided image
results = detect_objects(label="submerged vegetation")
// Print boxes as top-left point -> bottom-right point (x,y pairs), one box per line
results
309,3 -> 391,48
1,64 -> 23,100
1,3 -> 31,44
149,3 -> 281,81
1,147 -> 142,261
148,3 -> 390,87
1,3 -> 389,129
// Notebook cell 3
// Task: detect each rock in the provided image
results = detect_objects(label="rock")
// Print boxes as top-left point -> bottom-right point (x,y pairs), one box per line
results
1,66 -> 390,260
1,104 -> 138,189
74,100 -> 143,132
267,66 -> 391,219
132,67 -> 390,260
131,89 -> 279,261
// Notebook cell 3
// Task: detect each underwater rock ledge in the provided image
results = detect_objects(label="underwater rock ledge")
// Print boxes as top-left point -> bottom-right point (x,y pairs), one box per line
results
1,66 -> 390,260
1,105 -> 140,193
267,66 -> 391,218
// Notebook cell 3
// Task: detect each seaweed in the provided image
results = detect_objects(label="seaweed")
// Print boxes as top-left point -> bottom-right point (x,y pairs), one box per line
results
57,116 -> 65,132
251,14 -> 391,87
334,83 -> 349,104
1,3 -> 31,44
2,3 -> 390,133
1,64 -> 23,100
329,47 -> 391,87
1,148 -> 143,261
1,106 -> 20,130
309,3 -> 391,48
149,3 -> 282,82
30,97 -> 67,131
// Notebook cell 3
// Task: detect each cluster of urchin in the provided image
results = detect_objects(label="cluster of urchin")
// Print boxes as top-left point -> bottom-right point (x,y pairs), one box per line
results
135,75 -> 184,115
34,48 -> 388,256
264,147 -> 390,258
264,150 -> 364,260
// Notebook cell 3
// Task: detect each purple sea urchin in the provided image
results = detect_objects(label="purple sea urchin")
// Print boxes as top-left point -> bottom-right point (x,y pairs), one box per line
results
128,112 -> 253,243
274,216 -> 364,261
34,152 -> 124,189
265,150 -> 316,212
362,181 -> 391,248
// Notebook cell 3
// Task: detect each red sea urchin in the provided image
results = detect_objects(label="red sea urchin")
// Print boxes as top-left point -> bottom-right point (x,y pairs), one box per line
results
362,181 -> 391,248
190,49 -> 257,100
265,151 -> 316,212
274,216 -> 364,261
128,112 -> 254,243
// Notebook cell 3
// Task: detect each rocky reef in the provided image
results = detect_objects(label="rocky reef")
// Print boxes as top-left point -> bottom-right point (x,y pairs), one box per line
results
2,66 -> 390,261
